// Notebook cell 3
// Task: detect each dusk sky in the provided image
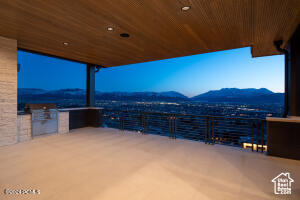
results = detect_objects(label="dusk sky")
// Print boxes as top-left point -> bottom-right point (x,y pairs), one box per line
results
17,47 -> 284,97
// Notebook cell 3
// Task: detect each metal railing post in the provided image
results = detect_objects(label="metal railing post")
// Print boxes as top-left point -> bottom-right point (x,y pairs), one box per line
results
119,111 -> 122,130
208,117 -> 211,144
143,113 -> 148,134
122,111 -> 125,130
212,117 -> 215,145
256,119 -> 259,152
168,114 -> 171,138
251,120 -> 254,151
261,120 -> 264,152
205,117 -> 208,144
174,114 -> 177,139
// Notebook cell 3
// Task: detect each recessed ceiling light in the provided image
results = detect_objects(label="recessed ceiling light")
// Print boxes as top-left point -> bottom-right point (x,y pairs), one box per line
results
120,33 -> 130,38
107,27 -> 114,31
181,6 -> 191,11
63,42 -> 69,46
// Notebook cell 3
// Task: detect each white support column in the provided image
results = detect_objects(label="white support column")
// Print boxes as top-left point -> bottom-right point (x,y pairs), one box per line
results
0,36 -> 17,146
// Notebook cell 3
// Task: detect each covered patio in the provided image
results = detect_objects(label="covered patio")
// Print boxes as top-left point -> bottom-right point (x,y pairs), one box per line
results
1,127 -> 300,200
0,0 -> 300,199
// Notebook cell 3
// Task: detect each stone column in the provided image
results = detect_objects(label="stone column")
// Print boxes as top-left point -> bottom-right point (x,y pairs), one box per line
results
58,112 -> 69,134
0,36 -> 17,146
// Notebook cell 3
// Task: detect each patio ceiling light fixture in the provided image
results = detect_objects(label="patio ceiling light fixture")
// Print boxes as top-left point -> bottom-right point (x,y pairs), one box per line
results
63,42 -> 69,46
107,27 -> 114,31
120,33 -> 130,38
181,6 -> 191,11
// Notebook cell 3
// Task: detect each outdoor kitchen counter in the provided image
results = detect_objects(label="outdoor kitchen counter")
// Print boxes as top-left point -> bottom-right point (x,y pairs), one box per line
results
266,116 -> 300,123
17,107 -> 103,114
266,116 -> 300,160
60,107 -> 103,130
17,111 -> 69,144
18,107 -> 103,133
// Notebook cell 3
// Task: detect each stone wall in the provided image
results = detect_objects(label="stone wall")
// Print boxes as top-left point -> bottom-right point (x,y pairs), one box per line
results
0,36 -> 17,146
17,114 -> 32,142
58,112 -> 69,134
0,35 -> 69,146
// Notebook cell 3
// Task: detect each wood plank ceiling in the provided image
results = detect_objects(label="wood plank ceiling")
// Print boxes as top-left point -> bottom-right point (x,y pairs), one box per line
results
0,0 -> 299,67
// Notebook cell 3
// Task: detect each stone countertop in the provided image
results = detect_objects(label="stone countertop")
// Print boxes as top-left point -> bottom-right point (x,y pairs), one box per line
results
266,116 -> 300,123
17,107 -> 103,115
58,107 -> 103,112
17,111 -> 30,115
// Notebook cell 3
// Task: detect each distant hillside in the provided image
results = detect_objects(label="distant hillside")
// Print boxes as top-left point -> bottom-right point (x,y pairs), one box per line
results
18,88 -> 284,104
94,91 -> 188,101
192,88 -> 284,104
18,88 -> 188,102
18,88 -> 47,95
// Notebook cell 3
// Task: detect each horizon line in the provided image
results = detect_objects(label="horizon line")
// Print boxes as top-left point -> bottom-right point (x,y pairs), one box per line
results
18,87 -> 284,98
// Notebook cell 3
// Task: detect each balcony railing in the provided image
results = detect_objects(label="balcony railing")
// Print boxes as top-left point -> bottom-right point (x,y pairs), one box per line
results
102,109 -> 267,152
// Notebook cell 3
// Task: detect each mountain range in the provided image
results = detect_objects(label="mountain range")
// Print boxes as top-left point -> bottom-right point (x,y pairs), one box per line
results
192,88 -> 283,104
18,88 -> 284,104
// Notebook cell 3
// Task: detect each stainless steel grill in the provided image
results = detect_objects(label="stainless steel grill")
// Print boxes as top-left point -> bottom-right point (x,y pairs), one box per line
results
25,103 -> 59,137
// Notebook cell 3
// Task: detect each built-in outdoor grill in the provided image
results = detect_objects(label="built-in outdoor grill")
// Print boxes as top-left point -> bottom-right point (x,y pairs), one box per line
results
25,103 -> 59,137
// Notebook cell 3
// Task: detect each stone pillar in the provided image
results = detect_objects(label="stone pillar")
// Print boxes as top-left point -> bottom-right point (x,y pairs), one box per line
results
17,114 -> 32,142
58,112 -> 69,134
0,36 -> 17,146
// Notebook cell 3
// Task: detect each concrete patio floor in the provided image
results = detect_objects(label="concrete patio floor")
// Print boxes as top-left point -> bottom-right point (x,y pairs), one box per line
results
0,127 -> 299,200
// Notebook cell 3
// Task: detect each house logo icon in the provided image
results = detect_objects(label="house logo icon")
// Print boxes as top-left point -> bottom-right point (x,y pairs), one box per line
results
272,173 -> 294,194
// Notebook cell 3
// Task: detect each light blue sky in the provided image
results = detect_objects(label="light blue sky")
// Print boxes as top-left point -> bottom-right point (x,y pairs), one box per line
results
18,47 -> 284,97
